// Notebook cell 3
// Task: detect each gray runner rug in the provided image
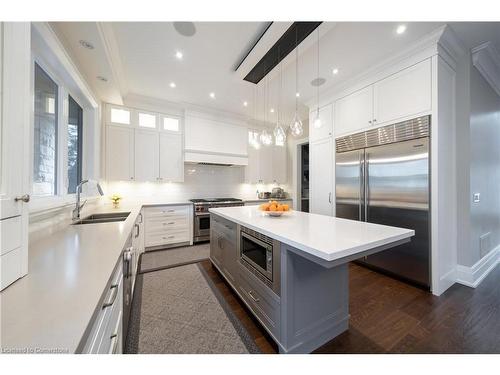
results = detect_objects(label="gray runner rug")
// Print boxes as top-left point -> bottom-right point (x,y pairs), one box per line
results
125,262 -> 261,354
139,243 -> 210,273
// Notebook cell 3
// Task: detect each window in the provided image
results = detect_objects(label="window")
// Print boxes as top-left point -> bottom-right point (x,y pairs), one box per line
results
163,116 -> 179,132
138,112 -> 157,128
110,107 -> 130,124
67,95 -> 83,194
33,63 -> 58,196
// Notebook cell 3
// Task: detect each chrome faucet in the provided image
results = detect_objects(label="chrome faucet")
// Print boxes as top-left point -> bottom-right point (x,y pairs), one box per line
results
72,180 -> 104,220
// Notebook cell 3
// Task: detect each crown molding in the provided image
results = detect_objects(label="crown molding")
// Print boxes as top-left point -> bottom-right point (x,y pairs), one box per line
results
472,41 -> 500,97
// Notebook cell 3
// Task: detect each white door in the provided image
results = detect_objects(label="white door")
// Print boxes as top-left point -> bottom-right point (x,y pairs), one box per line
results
0,23 -> 31,290
310,137 -> 334,216
159,133 -> 184,182
134,129 -> 159,182
373,59 -> 432,125
106,125 -> 134,181
271,145 -> 287,184
334,85 -> 373,136
309,103 -> 333,142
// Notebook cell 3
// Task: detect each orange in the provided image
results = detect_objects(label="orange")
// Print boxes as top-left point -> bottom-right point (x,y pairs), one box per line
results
269,204 -> 277,211
276,205 -> 284,211
282,204 -> 289,211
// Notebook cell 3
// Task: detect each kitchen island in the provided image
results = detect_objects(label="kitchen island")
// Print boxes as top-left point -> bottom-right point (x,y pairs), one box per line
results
209,206 -> 414,354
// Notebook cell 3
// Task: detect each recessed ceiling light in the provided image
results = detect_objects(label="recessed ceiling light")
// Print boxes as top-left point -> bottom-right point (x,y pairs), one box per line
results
175,51 -> 183,59
79,40 -> 94,50
270,108 -> 275,113
332,68 -> 339,75
396,25 -> 407,35
169,82 -> 176,88
296,92 -> 300,98
209,92 -> 215,99
96,76 -> 108,82
243,101 -> 248,107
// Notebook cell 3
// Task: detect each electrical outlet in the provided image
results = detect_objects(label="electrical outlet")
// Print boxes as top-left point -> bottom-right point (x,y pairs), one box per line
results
473,193 -> 481,203
479,232 -> 491,258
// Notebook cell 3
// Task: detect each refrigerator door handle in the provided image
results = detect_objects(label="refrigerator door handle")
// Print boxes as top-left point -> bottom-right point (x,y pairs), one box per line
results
364,153 -> 369,222
359,152 -> 363,221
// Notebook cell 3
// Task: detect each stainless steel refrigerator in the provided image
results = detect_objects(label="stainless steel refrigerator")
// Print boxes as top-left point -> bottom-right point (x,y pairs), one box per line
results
335,116 -> 430,288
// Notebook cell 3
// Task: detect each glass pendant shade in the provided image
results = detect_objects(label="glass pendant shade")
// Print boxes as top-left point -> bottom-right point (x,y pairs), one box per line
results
313,111 -> 323,129
274,123 -> 286,146
260,129 -> 273,146
289,113 -> 304,137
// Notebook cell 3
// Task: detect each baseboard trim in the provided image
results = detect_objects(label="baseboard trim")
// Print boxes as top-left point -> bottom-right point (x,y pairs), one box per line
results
456,245 -> 500,288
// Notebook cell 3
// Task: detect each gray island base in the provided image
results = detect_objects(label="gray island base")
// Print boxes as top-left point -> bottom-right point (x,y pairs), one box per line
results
209,206 -> 414,353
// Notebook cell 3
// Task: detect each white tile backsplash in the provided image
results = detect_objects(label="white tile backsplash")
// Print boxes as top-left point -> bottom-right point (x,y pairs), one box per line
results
102,164 -> 289,203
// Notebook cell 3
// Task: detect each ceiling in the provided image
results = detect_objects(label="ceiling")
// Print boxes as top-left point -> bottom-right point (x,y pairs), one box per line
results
51,21 -> 500,126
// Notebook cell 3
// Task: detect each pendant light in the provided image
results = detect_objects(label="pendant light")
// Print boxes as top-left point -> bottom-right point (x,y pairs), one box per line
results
289,26 -> 304,137
274,47 -> 286,146
313,27 -> 323,129
260,77 -> 272,146
249,83 -> 260,149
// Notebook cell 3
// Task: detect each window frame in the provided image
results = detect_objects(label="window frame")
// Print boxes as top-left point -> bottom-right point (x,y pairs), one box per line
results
67,94 -> 83,195
29,54 -> 90,212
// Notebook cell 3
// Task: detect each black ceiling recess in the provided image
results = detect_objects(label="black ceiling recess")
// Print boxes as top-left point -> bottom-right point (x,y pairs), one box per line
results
243,22 -> 322,84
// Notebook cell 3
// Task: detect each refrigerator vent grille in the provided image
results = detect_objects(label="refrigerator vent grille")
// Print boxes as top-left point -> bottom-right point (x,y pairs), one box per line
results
336,116 -> 430,153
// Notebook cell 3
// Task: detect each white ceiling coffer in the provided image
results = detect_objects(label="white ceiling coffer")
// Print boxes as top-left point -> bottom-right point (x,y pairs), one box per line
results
184,112 -> 249,166
472,41 -> 500,97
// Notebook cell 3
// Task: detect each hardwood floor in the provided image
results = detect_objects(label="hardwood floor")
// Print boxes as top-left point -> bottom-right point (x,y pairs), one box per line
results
199,260 -> 500,354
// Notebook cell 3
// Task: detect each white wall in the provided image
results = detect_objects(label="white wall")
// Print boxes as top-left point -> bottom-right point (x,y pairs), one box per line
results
466,66 -> 500,266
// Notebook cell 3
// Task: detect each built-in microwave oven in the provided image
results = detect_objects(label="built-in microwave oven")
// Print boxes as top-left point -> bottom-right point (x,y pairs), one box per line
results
239,226 -> 280,294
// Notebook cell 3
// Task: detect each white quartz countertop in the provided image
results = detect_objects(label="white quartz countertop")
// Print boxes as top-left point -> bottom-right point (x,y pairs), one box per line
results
209,206 -> 414,263
0,200 -> 192,353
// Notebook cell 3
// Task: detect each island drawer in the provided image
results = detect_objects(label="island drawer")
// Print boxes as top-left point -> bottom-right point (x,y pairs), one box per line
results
238,264 -> 280,339
211,214 -> 237,242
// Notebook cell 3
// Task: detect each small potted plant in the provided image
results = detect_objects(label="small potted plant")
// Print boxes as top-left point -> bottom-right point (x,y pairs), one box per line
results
110,194 -> 122,208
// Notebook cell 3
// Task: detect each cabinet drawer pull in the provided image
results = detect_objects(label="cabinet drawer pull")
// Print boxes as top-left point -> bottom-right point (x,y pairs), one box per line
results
248,290 -> 260,303
108,334 -> 118,354
162,235 -> 175,239
103,284 -> 118,309
162,221 -> 175,225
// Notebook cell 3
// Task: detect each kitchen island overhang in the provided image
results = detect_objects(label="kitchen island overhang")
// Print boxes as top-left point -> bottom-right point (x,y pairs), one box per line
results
209,206 -> 414,353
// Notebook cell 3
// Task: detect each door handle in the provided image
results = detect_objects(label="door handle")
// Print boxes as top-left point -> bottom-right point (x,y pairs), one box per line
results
102,284 -> 119,309
134,224 -> 140,238
108,334 -> 118,354
15,194 -> 30,203
248,290 -> 260,303
328,192 -> 332,204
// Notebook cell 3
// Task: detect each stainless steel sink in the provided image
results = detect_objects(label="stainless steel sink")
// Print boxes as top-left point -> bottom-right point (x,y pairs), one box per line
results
72,212 -> 130,225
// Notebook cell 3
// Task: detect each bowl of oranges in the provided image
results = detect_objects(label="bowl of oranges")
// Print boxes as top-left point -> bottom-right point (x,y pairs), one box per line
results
259,201 -> 291,217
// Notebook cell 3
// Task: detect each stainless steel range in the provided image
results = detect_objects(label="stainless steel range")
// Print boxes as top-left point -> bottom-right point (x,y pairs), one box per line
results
190,198 -> 244,243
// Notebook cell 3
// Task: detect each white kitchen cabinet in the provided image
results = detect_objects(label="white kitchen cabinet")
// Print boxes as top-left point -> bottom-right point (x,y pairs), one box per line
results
259,145 -> 273,183
144,205 -> 191,249
159,133 -> 184,182
245,145 -> 261,183
134,129 -> 159,182
310,137 -> 334,216
272,145 -> 287,184
334,86 -> 373,136
373,59 -> 432,125
245,144 -> 287,184
309,104 -> 333,142
106,125 -> 134,181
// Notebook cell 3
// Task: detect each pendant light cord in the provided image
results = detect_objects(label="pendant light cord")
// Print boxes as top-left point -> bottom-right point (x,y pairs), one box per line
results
295,27 -> 298,112
317,27 -> 320,115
